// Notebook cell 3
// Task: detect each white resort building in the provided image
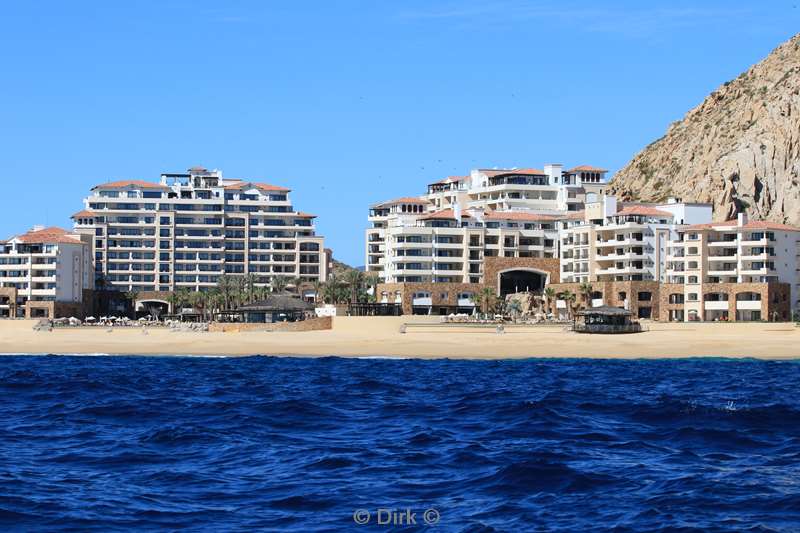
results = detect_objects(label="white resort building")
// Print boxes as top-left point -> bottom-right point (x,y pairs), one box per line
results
366,165 -> 609,286
366,164 -> 799,321
72,166 -> 328,310
0,227 -> 92,318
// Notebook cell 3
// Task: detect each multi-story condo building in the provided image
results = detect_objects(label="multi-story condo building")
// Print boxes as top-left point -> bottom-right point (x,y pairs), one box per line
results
72,167 -> 328,307
0,226 -> 92,318
367,164 -> 609,314
367,164 -> 609,285
663,214 -> 800,322
559,195 -> 713,284
367,165 -> 799,321
553,204 -> 798,322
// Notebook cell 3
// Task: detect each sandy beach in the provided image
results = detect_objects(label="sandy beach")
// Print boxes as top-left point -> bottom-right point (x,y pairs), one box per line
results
0,317 -> 798,359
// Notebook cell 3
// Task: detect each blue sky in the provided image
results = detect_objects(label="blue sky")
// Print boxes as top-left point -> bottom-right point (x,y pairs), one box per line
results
1,1 -> 798,265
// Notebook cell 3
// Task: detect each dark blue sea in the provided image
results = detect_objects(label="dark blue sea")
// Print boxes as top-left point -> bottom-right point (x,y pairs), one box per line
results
2,356 -> 800,532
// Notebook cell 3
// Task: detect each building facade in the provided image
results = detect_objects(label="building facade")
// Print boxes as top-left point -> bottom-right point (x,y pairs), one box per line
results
664,214 -> 800,322
0,226 -> 92,318
72,167 -> 328,304
367,165 -> 799,321
366,164 -> 609,285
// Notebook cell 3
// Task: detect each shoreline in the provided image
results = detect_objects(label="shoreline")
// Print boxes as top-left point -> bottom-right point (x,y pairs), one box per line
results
1,317 -> 799,360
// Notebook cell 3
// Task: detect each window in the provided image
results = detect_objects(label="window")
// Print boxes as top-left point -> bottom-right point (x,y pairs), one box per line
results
687,293 -> 699,302
688,276 -> 699,284
618,291 -> 626,301
637,292 -> 652,301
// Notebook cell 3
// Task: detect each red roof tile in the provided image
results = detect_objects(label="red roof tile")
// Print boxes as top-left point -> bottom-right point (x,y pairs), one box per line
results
616,205 -> 674,218
372,197 -> 429,208
566,165 -> 608,173
561,210 -> 586,220
483,210 -> 558,222
223,181 -> 290,192
13,227 -> 84,245
92,180 -> 169,190
685,219 -> 800,231
70,209 -> 96,219
418,209 -> 471,220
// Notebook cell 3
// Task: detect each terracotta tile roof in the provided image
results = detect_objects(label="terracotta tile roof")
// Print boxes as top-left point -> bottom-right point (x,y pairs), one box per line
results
92,180 -> 170,190
561,210 -> 586,220
70,209 -> 96,219
566,165 -> 608,173
483,210 -> 558,222
616,205 -> 674,218
418,209 -> 471,220
741,220 -> 800,231
223,181 -> 290,192
372,197 -> 429,208
685,219 -> 800,231
14,227 -> 84,245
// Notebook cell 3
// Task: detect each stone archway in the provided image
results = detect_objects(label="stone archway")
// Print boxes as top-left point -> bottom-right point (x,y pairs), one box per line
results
497,268 -> 549,297
136,299 -> 170,319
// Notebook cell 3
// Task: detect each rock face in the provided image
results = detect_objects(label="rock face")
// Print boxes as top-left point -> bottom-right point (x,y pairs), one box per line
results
609,33 -> 800,224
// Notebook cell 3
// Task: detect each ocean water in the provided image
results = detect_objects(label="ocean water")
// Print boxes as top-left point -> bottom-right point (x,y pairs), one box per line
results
1,356 -> 800,532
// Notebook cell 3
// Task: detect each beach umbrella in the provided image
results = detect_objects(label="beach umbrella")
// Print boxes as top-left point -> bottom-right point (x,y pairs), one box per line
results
138,317 -> 147,322
100,316 -> 108,321
85,316 -> 96,321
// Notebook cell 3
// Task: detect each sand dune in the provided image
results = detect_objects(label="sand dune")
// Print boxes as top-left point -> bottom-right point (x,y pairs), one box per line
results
1,318 -> 799,359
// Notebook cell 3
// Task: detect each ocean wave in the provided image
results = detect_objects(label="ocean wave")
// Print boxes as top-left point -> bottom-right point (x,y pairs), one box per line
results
0,356 -> 799,531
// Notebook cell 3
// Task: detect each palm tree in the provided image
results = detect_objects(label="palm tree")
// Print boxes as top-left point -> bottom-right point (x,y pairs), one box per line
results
95,275 -> 109,316
507,298 -> 523,322
167,291 -> 181,315
217,275 -> 234,310
243,273 -> 258,305
206,287 -> 222,318
190,291 -> 207,321
271,275 -> 288,293
123,290 -> 138,318
579,282 -> 593,308
560,290 -> 577,320
312,280 -> 325,304
290,277 -> 304,295
364,273 -> 379,296
477,286 -> 496,316
177,287 -> 192,313
344,270 -> 363,303
544,287 -> 556,315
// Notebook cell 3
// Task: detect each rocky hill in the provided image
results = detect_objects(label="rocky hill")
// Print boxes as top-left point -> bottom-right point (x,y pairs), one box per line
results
609,33 -> 800,224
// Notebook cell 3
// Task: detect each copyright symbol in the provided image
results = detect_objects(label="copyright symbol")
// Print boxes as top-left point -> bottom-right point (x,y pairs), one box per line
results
353,509 -> 370,524
423,508 -> 440,525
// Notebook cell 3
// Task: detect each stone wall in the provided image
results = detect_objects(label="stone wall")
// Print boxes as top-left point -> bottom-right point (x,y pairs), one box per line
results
548,280 -> 661,319
0,287 -> 18,318
664,282 -> 791,322
377,282 -> 484,315
483,257 -> 561,286
208,316 -> 332,333
377,257 -> 562,315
